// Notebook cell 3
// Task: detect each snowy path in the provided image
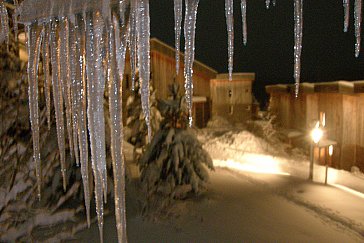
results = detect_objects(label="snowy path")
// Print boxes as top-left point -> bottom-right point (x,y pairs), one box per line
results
75,168 -> 363,242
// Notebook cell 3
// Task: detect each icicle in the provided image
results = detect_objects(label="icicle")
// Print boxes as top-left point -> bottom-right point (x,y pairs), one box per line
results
129,0 -> 138,91
69,19 -> 80,166
136,0 -> 152,142
50,20 -> 67,191
225,0 -> 234,81
76,14 -> 91,227
174,0 -> 183,75
184,0 -> 199,127
293,0 -> 303,97
42,23 -> 52,130
13,0 -> 19,42
241,0 -> 247,46
27,23 -> 44,200
59,17 -> 74,160
85,12 -> 104,242
343,0 -> 350,32
109,13 -> 128,243
354,0 -> 362,57
0,1 -> 9,45
265,0 -> 270,9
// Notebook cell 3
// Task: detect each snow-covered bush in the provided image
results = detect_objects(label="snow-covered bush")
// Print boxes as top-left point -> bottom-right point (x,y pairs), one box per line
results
139,83 -> 214,203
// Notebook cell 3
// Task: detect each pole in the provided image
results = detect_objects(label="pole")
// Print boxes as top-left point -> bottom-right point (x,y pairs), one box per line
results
325,148 -> 328,184
309,142 -> 314,180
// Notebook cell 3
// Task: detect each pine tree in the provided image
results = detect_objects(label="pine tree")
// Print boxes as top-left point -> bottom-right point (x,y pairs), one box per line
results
139,83 -> 214,202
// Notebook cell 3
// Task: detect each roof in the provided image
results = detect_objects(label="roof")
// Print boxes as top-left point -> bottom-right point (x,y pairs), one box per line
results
210,73 -> 255,84
266,81 -> 359,95
150,38 -> 218,78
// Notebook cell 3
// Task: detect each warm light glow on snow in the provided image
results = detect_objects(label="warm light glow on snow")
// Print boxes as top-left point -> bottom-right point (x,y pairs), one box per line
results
213,154 -> 290,176
332,184 -> 364,199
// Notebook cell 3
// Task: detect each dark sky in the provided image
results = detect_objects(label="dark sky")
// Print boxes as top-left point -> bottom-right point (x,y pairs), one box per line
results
149,0 -> 364,105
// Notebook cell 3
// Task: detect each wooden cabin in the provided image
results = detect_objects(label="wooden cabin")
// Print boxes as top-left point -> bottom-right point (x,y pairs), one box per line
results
123,38 -> 218,128
210,73 -> 255,124
266,81 -> 364,172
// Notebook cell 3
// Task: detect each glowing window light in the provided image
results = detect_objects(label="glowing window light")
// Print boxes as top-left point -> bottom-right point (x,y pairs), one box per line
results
328,145 -> 334,156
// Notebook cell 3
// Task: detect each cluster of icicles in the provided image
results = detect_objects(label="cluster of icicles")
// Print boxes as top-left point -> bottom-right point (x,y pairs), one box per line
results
0,0 -> 363,242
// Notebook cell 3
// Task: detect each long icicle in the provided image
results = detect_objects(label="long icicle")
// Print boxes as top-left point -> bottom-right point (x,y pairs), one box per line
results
0,0 -> 9,45
265,0 -> 270,9
343,0 -> 350,32
109,11 -> 128,243
137,0 -> 152,142
94,12 -> 108,205
85,12 -> 104,242
69,18 -> 80,166
76,14 -> 91,227
42,23 -> 52,130
354,0 -> 362,57
129,0 -> 138,91
241,0 -> 247,46
50,20 -> 67,191
27,23 -> 43,200
174,0 -> 183,75
293,0 -> 303,97
225,0 -> 234,81
184,0 -> 200,127
59,17 -> 74,160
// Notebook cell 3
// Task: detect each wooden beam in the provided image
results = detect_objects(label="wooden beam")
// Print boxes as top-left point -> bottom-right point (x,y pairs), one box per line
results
18,0 -> 120,23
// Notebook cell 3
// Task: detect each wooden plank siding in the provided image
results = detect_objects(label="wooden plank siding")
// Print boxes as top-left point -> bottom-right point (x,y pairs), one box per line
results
210,73 -> 255,124
122,38 -> 217,128
266,81 -> 364,172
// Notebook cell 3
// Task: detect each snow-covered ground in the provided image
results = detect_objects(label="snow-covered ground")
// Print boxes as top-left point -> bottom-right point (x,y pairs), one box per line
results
75,124 -> 364,242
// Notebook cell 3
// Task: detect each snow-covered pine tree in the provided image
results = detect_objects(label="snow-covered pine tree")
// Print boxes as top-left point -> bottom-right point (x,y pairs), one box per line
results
139,83 -> 214,201
125,75 -> 162,160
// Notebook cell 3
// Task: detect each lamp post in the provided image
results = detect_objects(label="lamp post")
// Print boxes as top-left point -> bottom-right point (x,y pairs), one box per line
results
309,121 -> 323,181
325,145 -> 334,184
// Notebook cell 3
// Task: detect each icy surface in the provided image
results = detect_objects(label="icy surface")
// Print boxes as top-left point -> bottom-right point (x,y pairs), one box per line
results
174,0 -> 183,75
69,18 -> 80,166
293,0 -> 303,97
75,14 -> 91,227
354,0 -> 362,57
343,0 -> 350,32
225,0 -> 234,81
241,0 -> 247,46
42,23 -> 52,130
129,0 -> 138,91
50,20 -> 67,191
27,23 -> 43,199
184,0 -> 200,127
109,12 -> 128,243
0,1 -> 8,45
136,0 -> 152,142
59,17 -> 74,160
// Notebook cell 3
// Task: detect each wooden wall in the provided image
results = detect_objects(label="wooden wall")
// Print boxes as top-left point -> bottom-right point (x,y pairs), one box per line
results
210,73 -> 255,124
121,38 -> 217,128
266,81 -> 364,172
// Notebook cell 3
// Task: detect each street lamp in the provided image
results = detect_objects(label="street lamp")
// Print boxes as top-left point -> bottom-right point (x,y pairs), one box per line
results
325,145 -> 334,184
309,121 -> 323,180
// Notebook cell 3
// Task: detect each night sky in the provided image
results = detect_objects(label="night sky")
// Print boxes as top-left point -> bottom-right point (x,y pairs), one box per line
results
150,0 -> 364,106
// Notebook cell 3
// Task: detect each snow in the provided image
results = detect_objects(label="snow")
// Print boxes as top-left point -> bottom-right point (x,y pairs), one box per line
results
75,127 -> 364,242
